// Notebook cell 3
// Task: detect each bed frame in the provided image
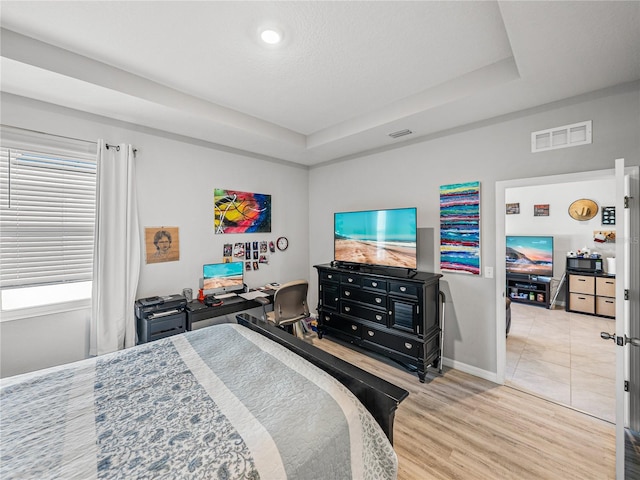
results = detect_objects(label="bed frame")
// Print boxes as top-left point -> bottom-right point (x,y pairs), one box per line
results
236,313 -> 409,444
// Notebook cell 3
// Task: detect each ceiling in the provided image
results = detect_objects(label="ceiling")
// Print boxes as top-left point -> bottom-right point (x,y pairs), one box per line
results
1,1 -> 639,166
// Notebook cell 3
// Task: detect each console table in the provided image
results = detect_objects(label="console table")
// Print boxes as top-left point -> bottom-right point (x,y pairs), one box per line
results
506,274 -> 551,308
314,263 -> 442,382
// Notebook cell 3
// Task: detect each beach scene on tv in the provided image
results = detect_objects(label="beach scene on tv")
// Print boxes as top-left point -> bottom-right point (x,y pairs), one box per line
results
203,263 -> 243,290
334,208 -> 417,269
506,236 -> 554,276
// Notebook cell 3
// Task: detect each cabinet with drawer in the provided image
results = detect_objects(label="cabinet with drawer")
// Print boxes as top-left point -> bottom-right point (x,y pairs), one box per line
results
315,263 -> 442,382
566,271 -> 615,318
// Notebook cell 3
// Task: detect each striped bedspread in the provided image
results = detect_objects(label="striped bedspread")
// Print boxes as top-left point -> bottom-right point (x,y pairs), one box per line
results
1,323 -> 397,479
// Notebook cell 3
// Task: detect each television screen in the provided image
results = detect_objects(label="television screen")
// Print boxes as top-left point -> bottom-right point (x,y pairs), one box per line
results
334,207 -> 417,269
203,261 -> 244,294
506,236 -> 554,277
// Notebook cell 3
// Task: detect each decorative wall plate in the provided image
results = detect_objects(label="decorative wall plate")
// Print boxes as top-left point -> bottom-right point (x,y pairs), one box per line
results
568,198 -> 598,221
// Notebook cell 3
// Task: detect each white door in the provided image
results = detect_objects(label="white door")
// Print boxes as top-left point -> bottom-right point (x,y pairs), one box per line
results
609,159 -> 640,479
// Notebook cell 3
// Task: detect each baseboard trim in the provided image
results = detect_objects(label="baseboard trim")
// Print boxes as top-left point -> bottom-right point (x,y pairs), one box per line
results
442,357 -> 498,384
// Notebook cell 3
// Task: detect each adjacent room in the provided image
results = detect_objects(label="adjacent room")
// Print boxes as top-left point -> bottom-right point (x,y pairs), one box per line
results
1,1 -> 639,479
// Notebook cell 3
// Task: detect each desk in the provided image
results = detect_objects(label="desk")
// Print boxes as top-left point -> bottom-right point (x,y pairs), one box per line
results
186,290 -> 275,330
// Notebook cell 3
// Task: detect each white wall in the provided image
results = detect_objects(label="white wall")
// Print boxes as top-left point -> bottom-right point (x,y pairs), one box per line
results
2,82 -> 639,380
308,82 -> 640,379
506,178 -> 617,279
0,93 -> 310,377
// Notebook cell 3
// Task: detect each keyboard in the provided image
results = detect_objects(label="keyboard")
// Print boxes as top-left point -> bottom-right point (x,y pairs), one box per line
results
216,293 -> 238,299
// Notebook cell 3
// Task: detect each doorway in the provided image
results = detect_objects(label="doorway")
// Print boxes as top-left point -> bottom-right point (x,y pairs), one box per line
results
495,169 -> 617,421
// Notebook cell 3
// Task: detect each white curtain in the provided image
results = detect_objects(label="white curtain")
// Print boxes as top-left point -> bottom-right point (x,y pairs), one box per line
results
90,141 -> 140,356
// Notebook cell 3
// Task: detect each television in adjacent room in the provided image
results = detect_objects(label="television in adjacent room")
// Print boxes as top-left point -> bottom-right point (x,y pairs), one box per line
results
334,207 -> 417,270
506,235 -> 554,277
202,261 -> 244,294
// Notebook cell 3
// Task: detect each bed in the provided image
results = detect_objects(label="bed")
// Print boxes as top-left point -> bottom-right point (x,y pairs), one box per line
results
0,315 -> 408,479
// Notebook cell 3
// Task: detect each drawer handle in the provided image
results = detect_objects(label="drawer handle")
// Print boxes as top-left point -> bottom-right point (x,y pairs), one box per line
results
605,300 -> 614,304
344,290 -> 351,296
372,281 -> 378,287
351,325 -> 357,331
404,342 -> 413,350
344,306 -> 351,312
375,314 -> 382,321
324,316 -> 330,321
606,281 -> 614,285
400,286 -> 407,292
578,279 -> 586,282
578,296 -> 587,300
375,297 -> 382,303
334,297 -> 338,302
328,274 -> 333,279
348,278 -> 354,283
367,330 -> 375,337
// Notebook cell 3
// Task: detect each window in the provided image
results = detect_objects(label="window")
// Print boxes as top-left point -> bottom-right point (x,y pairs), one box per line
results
0,126 -> 97,315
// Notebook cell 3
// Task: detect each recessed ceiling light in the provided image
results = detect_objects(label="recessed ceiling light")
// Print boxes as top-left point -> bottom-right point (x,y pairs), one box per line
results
260,29 -> 282,45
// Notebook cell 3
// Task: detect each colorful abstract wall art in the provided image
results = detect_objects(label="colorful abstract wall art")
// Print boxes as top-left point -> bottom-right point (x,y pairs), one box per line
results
214,189 -> 271,234
440,181 -> 481,275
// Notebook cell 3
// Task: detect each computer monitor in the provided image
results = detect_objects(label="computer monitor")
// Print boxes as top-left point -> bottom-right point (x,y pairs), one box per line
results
202,262 -> 244,295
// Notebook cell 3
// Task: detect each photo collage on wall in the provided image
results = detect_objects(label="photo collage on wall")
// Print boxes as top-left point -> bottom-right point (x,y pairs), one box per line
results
223,240 -> 277,272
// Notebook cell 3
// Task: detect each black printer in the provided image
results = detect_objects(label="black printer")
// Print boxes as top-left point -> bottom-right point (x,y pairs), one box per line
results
135,294 -> 187,344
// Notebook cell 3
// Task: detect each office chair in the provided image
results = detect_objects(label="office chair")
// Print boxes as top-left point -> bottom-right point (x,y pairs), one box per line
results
257,280 -> 310,337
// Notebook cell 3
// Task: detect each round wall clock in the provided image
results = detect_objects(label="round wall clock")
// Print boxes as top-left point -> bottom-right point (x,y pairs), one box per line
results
568,198 -> 598,221
276,236 -> 289,251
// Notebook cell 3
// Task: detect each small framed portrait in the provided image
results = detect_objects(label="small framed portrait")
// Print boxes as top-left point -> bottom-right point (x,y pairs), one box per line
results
145,227 -> 180,264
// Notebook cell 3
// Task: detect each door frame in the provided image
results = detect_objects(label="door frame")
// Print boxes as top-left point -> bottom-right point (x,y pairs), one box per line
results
495,168 -> 614,384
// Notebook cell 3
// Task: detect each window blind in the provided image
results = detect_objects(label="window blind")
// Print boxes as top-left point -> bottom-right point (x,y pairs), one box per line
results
0,127 -> 97,289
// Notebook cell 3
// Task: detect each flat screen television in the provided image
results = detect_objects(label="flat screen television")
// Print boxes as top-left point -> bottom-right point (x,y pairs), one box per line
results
202,261 -> 244,294
334,207 -> 417,270
506,235 -> 554,277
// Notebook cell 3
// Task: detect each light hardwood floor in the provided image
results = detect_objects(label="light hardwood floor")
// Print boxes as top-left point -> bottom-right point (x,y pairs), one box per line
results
311,336 -> 616,480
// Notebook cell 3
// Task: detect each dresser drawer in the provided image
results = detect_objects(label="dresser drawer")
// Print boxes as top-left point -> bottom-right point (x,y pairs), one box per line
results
361,326 -> 419,357
341,286 -> 386,308
320,270 -> 339,283
596,277 -> 616,297
569,275 -> 595,295
569,293 -> 595,314
322,313 -> 361,337
341,274 -> 362,287
596,296 -> 615,317
389,281 -> 419,298
361,277 -> 387,292
341,301 -> 387,325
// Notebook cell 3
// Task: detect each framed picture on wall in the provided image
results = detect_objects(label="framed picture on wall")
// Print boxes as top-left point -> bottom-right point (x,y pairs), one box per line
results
534,204 -> 549,216
506,203 -> 520,215
214,189 -> 271,234
440,181 -> 481,275
602,206 -> 615,225
145,227 -> 180,264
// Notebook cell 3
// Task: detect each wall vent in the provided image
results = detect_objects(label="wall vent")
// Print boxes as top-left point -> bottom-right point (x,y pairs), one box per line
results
388,129 -> 413,139
531,120 -> 592,153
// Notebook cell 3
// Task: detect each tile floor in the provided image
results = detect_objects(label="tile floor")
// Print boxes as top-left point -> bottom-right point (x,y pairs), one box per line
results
506,301 -> 616,422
